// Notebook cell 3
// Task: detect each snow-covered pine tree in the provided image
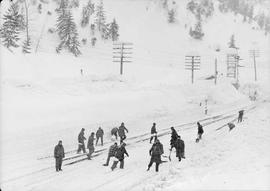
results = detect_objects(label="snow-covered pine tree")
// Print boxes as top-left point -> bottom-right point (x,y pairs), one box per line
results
228,34 -> 236,48
95,0 -> 106,32
189,27 -> 193,36
56,0 -> 81,56
228,0 -> 239,14
0,3 -> 21,49
162,0 -> 168,9
192,18 -> 204,39
81,0 -> 95,28
265,16 -> 270,35
168,9 -> 176,23
38,3 -> 42,14
69,34 -> 81,56
69,0 -> 79,8
187,0 -> 197,14
56,0 -> 69,13
22,37 -> 31,53
248,5 -> 254,23
101,23 -> 110,40
257,13 -> 265,29
108,18 -> 119,41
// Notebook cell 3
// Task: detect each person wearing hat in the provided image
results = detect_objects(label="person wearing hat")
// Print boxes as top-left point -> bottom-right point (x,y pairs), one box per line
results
87,132 -> 95,160
147,139 -> 164,172
77,128 -> 86,153
96,127 -> 104,146
111,142 -> 129,170
54,140 -> 65,172
238,110 -> 244,123
170,127 -> 179,151
111,127 -> 119,140
118,122 -> 128,142
150,123 -> 157,144
103,142 -> 118,166
175,136 -> 185,161
196,122 -> 204,142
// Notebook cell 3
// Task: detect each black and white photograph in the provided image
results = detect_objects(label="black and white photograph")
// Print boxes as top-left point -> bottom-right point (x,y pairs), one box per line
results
0,0 -> 270,190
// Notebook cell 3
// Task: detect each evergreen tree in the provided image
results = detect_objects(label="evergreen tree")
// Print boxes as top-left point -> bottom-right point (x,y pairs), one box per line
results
101,23 -> 110,40
192,18 -> 204,39
257,13 -> 265,29
0,3 -> 21,48
22,37 -> 31,54
189,27 -> 193,36
265,17 -> 270,35
228,34 -> 236,48
228,0 -> 239,14
81,0 -> 95,27
109,18 -> 119,41
168,9 -> 176,23
162,0 -> 168,9
247,5 -> 254,22
95,0 -> 106,32
56,1 -> 81,56
187,0 -> 197,14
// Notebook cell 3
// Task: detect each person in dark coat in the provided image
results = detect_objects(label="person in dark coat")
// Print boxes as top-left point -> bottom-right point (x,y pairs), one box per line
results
175,136 -> 185,161
96,127 -> 104,146
238,110 -> 244,123
111,127 -> 118,140
77,128 -> 86,154
118,122 -> 128,142
111,142 -> 129,170
170,127 -> 179,150
150,123 -> 157,144
103,142 -> 118,166
87,132 -> 95,160
228,122 -> 236,131
197,122 -> 204,141
54,140 -> 65,172
147,139 -> 164,172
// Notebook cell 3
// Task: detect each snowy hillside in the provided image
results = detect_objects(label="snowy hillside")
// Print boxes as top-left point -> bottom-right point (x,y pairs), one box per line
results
0,0 -> 270,190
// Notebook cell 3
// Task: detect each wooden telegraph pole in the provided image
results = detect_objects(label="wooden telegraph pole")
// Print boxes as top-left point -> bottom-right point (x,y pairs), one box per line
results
214,58 -> 217,85
185,55 -> 201,84
249,49 -> 260,81
113,42 -> 133,75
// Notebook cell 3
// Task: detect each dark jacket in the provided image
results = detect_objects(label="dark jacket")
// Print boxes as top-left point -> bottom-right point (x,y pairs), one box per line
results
170,129 -> 179,148
111,127 -> 118,135
115,146 -> 129,160
96,128 -> 104,137
175,139 -> 185,152
87,135 -> 95,149
151,125 -> 157,134
54,144 -> 65,158
108,143 -> 118,157
118,125 -> 128,137
198,124 -> 204,134
78,131 -> 86,143
149,141 -> 164,163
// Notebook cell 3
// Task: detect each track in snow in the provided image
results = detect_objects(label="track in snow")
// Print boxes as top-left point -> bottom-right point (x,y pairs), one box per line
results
1,103 -> 257,189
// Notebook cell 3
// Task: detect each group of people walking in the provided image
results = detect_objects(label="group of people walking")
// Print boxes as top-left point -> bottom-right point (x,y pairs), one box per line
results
54,110 -> 244,172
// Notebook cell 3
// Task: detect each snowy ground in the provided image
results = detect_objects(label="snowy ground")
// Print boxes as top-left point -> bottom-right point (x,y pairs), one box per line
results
1,0 -> 270,190
1,99 -> 270,191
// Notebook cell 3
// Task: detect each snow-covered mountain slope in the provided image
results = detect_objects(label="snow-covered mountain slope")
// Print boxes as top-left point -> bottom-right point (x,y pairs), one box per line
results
0,0 -> 270,190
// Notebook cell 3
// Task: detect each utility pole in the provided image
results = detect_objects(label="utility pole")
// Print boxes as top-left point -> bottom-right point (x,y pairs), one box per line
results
185,55 -> 201,84
205,99 -> 208,115
214,58 -> 217,85
249,49 -> 260,81
113,42 -> 133,75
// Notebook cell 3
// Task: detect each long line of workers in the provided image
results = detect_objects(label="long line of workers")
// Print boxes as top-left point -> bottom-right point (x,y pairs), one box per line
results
54,110 -> 244,172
